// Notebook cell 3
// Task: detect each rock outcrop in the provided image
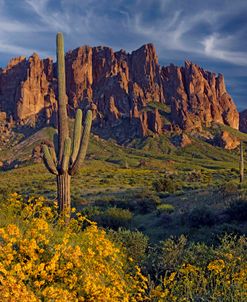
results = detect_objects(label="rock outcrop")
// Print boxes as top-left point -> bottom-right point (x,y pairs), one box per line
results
161,61 -> 239,131
0,43 -> 240,142
171,133 -> 192,148
239,110 -> 247,133
214,130 -> 240,150
0,54 -> 56,126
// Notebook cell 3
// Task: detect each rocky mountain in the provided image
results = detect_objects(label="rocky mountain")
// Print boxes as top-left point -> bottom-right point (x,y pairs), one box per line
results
0,43 -> 240,142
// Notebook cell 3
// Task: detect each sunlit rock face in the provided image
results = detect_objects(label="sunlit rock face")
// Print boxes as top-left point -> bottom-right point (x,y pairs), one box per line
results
161,61 -> 239,131
214,130 -> 240,150
0,43 -> 239,141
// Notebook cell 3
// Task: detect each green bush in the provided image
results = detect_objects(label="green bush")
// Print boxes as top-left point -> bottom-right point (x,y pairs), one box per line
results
81,206 -> 102,219
110,190 -> 161,214
96,192 -> 159,214
187,206 -> 216,228
134,190 -> 160,214
186,170 -> 212,184
153,175 -> 178,193
219,182 -> 239,199
109,229 -> 148,265
148,235 -> 247,301
146,235 -> 188,278
211,223 -> 243,241
94,196 -> 116,207
157,203 -> 175,215
94,207 -> 133,230
107,198 -> 136,212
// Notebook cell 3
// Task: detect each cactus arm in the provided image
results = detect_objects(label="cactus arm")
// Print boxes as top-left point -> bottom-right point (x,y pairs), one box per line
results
56,32 -> 69,164
61,137 -> 71,173
49,146 -> 57,165
42,145 -> 58,175
70,110 -> 92,175
71,109 -> 83,165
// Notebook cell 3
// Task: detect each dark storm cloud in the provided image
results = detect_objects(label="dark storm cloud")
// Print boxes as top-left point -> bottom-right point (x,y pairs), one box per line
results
0,0 -> 246,108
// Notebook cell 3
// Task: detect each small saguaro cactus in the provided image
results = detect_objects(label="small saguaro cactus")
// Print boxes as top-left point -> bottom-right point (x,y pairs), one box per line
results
240,141 -> 244,183
42,32 -> 92,218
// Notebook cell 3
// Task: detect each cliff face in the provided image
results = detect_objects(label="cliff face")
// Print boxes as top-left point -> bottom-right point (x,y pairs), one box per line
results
161,61 -> 239,130
0,54 -> 56,126
0,43 -> 239,141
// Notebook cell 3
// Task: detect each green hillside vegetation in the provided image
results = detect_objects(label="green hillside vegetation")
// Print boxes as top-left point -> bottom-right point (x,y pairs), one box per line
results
1,123 -> 247,244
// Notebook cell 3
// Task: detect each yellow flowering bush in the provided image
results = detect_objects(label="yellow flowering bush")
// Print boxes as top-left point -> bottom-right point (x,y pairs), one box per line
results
0,193 -> 246,301
0,194 -> 148,301
150,237 -> 247,301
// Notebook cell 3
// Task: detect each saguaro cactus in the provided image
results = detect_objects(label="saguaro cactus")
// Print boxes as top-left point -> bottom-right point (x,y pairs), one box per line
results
240,141 -> 244,183
42,32 -> 92,218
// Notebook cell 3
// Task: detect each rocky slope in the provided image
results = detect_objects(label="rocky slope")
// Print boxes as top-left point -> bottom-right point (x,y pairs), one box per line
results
0,43 -> 239,142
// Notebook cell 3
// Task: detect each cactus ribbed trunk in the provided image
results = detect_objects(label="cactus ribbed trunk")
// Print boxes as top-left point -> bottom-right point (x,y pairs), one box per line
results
41,33 -> 92,222
240,141 -> 244,183
57,172 -> 71,216
56,33 -> 69,164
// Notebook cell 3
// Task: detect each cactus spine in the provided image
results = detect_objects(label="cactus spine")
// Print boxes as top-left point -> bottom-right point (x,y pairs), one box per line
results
240,141 -> 244,183
41,32 -> 92,219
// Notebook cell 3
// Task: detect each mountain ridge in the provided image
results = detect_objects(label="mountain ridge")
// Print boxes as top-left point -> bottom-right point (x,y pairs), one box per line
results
0,43 -> 242,143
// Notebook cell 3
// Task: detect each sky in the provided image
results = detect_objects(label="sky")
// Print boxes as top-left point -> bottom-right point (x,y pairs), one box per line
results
0,0 -> 246,110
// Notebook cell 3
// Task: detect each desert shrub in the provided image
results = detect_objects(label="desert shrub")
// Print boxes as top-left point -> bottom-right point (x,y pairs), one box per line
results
148,235 -> 247,301
109,229 -> 148,265
186,170 -> 212,184
226,199 -> 247,222
94,196 -> 117,207
156,203 -> 175,215
0,194 -> 147,301
0,187 -> 11,197
136,197 -> 157,214
134,190 -> 160,214
146,235 -> 188,278
119,158 -> 129,169
80,205 -> 102,219
105,190 -> 161,214
211,223 -> 243,241
108,191 -> 160,214
94,207 -> 133,230
153,175 -> 178,193
187,206 -> 216,228
219,182 -> 239,199
106,197 -> 136,212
